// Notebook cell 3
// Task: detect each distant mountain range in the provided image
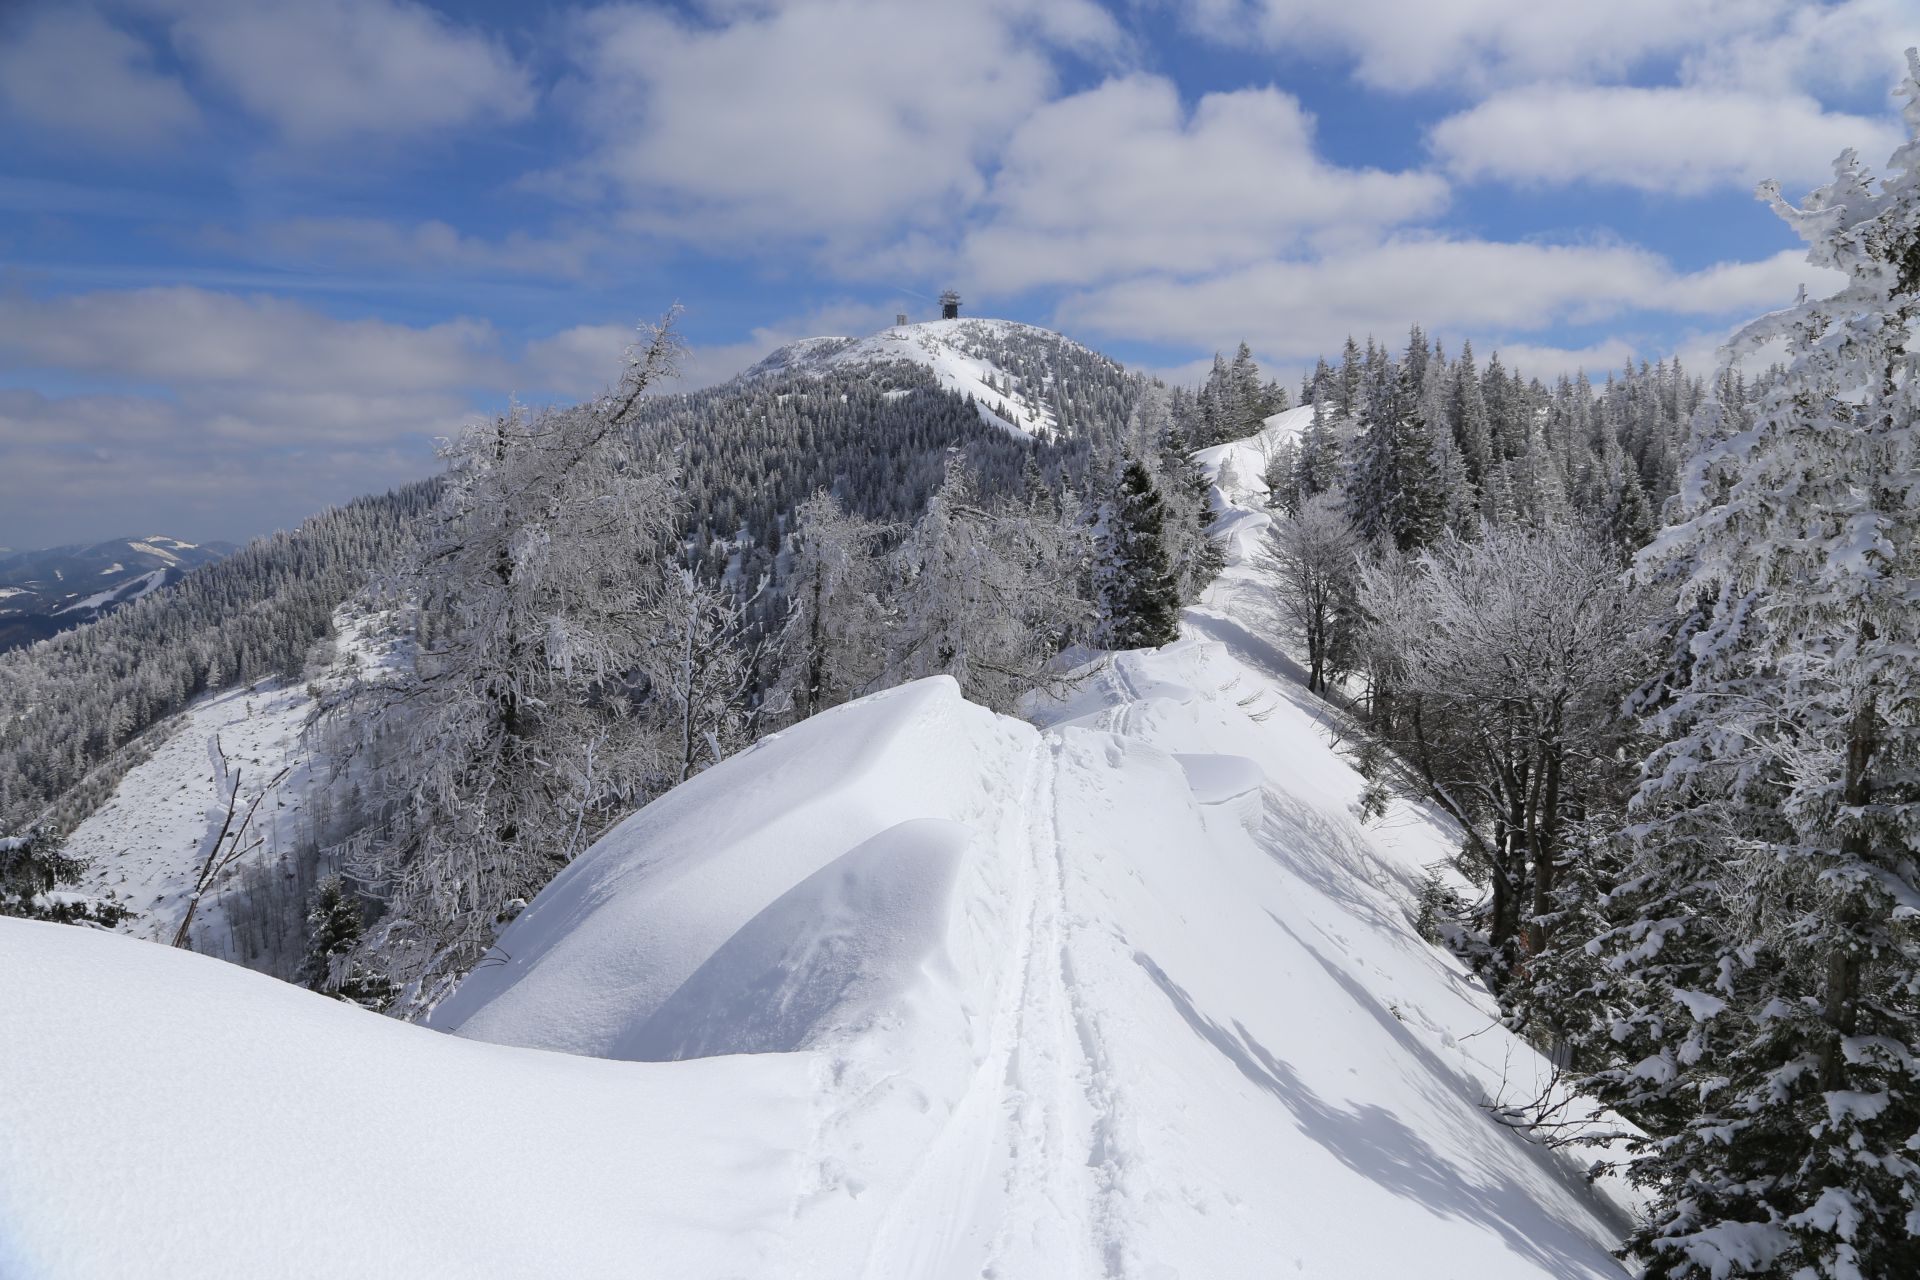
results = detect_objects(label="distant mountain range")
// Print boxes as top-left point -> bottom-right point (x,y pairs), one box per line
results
0,535 -> 236,651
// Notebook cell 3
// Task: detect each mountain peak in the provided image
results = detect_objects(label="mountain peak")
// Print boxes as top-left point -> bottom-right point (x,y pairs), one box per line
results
739,317 -> 1125,440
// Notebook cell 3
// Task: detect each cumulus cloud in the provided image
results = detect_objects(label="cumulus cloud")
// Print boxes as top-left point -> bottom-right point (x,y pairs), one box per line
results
1431,86 -> 1905,195
1185,0 -> 1913,196
148,0 -> 534,144
213,217 -> 608,281
0,7 -> 200,149
1181,0 -> 1773,91
1053,238 -> 1845,362
554,0 -> 1121,247
0,286 -> 513,545
0,288 -> 502,392
524,300 -> 905,396
961,76 -> 1447,290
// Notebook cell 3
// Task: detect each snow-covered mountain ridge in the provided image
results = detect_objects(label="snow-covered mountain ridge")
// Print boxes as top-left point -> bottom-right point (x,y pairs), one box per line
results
0,418 -> 1634,1278
0,534 -> 236,651
741,317 -> 1128,439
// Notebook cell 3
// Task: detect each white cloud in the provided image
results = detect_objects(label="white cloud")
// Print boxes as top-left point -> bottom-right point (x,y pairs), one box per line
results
1481,339 -> 1641,381
1681,0 -> 1920,99
1182,0 -> 1778,92
0,285 -> 535,544
1185,0 -> 1914,196
150,0 -> 533,144
961,76 -> 1447,290
0,386 -> 448,546
1053,238 -> 1845,362
556,0 -> 1121,247
216,217 -> 607,280
0,287 -> 501,392
1431,86 -> 1905,195
0,7 -> 200,149
525,301 -> 905,396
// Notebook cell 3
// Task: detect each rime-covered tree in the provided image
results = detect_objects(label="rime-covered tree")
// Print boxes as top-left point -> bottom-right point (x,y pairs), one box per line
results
892,456 -> 1094,713
779,493 -> 890,720
1266,494 -> 1362,694
648,564 -> 776,785
1098,457 -> 1183,650
347,316 -> 686,994
1581,59 -> 1920,1279
1362,525 -> 1644,972
1347,361 -> 1445,552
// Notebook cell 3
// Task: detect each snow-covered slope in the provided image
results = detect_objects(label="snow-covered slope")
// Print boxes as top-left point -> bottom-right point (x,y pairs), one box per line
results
0,428 -> 1633,1278
63,607 -> 403,958
741,318 -> 1122,439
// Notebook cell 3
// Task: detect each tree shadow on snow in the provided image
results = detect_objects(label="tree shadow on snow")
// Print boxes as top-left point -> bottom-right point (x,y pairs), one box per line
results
1132,946 -> 1629,1278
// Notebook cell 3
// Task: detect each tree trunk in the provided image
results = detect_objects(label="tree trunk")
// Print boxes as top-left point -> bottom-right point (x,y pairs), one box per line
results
1819,692 -> 1877,1088
1527,745 -> 1562,956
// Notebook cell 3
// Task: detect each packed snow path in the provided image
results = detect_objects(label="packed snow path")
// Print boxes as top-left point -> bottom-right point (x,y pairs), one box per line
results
0,410 -> 1633,1277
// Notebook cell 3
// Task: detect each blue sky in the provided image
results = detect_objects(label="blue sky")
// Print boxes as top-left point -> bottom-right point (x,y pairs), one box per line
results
2,0 -> 1915,546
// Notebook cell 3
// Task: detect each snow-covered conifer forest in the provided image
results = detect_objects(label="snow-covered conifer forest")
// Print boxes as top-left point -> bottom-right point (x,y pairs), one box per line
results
5,15 -> 1920,1280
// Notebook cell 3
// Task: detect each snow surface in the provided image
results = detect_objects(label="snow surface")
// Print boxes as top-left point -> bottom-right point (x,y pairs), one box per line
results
743,318 -> 1099,439
54,567 -> 167,614
0,425 -> 1635,1277
66,606 -> 403,950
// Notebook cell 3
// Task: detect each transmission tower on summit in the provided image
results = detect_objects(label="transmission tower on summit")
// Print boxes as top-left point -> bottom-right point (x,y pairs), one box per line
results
939,289 -> 961,320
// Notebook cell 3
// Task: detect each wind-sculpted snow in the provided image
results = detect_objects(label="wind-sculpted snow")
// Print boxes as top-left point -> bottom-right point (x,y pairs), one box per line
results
0,415 -> 1636,1277
431,676 -> 1034,1059
623,818 -> 973,1061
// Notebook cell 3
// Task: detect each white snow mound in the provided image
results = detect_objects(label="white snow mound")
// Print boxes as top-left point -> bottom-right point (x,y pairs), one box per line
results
433,675 -> 1033,1059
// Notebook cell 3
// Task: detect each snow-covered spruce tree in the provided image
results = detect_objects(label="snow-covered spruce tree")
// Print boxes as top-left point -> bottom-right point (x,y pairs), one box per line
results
1583,57 -> 1920,1279
1347,359 -> 1446,553
0,828 -> 127,926
1296,397 -> 1345,501
1098,457 -> 1183,650
349,316 -> 685,996
1264,436 -> 1303,517
300,876 -> 391,1007
1128,381 -> 1225,601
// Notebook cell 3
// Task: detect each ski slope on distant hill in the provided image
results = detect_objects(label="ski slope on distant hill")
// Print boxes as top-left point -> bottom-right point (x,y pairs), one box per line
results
0,422 -> 1633,1278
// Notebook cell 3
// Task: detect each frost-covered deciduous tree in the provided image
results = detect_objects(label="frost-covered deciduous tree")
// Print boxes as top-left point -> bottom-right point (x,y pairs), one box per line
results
349,316 -> 685,993
1265,494 -> 1363,695
1362,524 -> 1644,973
778,492 -> 891,720
1581,56 -> 1920,1279
647,564 -> 776,786
892,456 -> 1094,713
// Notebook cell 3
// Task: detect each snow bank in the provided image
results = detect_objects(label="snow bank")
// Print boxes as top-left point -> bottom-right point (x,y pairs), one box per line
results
0,919 -> 816,1280
623,816 -> 973,1061
433,675 -> 1034,1059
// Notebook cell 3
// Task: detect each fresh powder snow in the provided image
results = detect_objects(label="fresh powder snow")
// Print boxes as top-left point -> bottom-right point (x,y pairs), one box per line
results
0,423 -> 1635,1278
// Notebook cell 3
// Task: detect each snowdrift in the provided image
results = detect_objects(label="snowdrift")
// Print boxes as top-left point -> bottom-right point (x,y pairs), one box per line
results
0,417 -> 1635,1278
